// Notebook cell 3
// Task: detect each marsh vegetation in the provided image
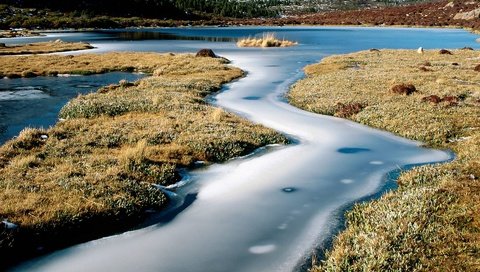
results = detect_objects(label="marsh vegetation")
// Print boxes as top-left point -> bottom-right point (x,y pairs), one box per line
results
289,49 -> 480,271
0,40 -> 93,56
0,52 -> 287,266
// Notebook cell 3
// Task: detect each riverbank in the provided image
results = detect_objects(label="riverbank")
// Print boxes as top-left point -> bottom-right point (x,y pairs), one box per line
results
0,40 -> 93,56
288,49 -> 480,270
0,52 -> 288,268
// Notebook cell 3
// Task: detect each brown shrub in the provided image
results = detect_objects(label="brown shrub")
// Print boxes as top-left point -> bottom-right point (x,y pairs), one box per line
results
195,49 -> 217,58
334,102 -> 366,118
422,61 -> 432,66
474,64 -> 480,72
442,96 -> 458,103
460,47 -> 474,50
369,48 -> 380,52
421,95 -> 442,104
419,66 -> 432,72
391,84 -> 416,95
439,49 -> 453,55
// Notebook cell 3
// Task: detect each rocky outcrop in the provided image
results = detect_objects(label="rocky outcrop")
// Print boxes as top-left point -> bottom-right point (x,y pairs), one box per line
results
453,7 -> 480,20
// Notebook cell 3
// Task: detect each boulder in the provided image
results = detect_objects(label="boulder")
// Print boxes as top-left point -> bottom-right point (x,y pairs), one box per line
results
391,84 -> 416,95
453,8 -> 480,21
195,49 -> 217,58
439,49 -> 453,55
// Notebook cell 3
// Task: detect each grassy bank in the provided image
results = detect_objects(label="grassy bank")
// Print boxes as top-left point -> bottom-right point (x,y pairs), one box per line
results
0,51 -> 187,78
0,52 -> 288,267
289,49 -> 480,270
0,40 -> 93,55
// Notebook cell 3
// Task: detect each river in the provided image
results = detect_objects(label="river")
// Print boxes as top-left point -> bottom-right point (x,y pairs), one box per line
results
2,26 -> 478,271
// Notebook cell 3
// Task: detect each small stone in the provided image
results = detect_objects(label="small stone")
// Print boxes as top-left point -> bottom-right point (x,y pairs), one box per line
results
195,49 -> 217,58
439,49 -> 452,55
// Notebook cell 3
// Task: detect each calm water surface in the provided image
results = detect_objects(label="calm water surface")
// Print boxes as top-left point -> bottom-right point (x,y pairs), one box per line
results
3,27 -> 478,271
0,73 -> 145,143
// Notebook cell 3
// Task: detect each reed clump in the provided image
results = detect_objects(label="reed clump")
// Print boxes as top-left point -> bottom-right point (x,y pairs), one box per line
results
0,52 -> 288,266
289,49 -> 480,271
236,33 -> 297,48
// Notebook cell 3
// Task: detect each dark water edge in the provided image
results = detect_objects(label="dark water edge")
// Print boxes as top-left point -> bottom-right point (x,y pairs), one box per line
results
295,150 -> 456,272
0,72 -> 146,145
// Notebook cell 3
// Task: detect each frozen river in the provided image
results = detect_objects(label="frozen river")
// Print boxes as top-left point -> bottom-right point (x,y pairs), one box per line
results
4,26 -> 478,271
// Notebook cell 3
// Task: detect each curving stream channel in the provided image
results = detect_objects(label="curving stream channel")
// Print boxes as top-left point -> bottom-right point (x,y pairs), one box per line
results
4,27 -> 479,271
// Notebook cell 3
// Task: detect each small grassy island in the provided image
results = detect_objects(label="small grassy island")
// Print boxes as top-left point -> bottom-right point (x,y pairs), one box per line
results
237,33 -> 297,48
0,51 -> 288,267
289,49 -> 480,271
0,40 -> 94,56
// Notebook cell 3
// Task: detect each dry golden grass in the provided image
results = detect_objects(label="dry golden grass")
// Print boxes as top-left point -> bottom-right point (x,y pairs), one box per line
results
0,52 -> 288,263
0,40 -> 93,55
237,33 -> 298,48
0,51 -> 190,78
289,49 -> 480,271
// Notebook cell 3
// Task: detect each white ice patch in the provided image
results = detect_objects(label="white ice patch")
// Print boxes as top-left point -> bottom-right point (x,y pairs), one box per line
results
2,220 -> 18,229
248,244 -> 276,254
340,179 -> 354,184
369,161 -> 384,165
0,87 -> 49,101
57,74 -> 81,77
278,224 -> 287,230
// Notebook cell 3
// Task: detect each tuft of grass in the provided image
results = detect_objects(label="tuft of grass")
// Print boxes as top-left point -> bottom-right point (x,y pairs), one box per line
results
289,49 -> 480,271
0,52 -> 288,266
0,40 -> 93,55
237,33 -> 298,48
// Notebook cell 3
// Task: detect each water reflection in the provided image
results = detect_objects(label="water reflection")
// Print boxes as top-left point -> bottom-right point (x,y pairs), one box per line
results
99,30 -> 237,42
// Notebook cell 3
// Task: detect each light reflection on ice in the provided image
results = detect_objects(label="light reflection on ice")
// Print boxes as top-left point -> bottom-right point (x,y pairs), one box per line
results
0,87 -> 49,101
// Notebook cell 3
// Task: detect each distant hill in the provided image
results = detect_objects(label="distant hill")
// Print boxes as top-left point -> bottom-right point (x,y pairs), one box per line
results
2,1 -> 478,30
0,0 -> 433,19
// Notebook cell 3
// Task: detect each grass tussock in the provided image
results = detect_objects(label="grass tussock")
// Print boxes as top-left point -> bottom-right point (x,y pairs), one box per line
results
0,52 -> 288,264
0,40 -> 93,55
236,33 -> 297,48
288,50 -> 480,271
